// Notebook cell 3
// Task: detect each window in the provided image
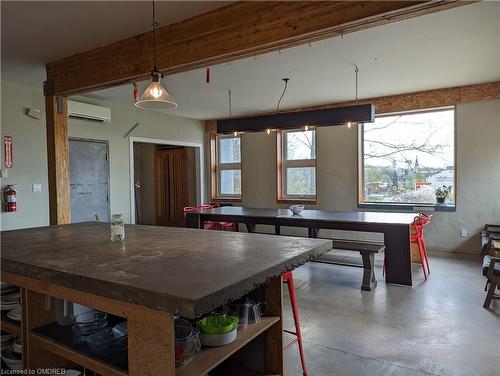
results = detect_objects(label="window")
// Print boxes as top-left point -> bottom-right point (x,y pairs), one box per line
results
359,107 -> 455,206
278,129 -> 317,201
211,134 -> 241,200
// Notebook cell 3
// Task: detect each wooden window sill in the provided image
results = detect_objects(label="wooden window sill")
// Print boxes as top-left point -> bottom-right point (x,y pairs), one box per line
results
277,198 -> 317,205
211,197 -> 242,203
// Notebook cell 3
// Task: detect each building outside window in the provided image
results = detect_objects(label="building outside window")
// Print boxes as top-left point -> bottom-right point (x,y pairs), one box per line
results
278,129 -> 317,201
359,107 -> 455,206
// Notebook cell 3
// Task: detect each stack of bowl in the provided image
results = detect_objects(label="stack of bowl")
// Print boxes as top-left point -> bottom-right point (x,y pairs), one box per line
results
197,314 -> 239,347
1,336 -> 22,370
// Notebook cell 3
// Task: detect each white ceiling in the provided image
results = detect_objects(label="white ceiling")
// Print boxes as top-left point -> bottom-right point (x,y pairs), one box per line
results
1,1 -> 231,85
2,2 -> 499,120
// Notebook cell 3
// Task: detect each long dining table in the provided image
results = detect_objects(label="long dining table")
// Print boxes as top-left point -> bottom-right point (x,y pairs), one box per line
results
186,207 -> 419,286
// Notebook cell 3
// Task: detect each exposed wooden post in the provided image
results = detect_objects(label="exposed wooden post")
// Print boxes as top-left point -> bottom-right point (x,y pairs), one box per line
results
45,94 -> 71,224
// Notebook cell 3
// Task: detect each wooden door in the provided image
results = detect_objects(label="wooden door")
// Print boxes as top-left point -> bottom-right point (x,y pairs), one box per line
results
155,148 -> 189,227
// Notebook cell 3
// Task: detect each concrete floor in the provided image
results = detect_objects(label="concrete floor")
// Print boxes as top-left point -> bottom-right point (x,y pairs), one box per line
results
282,252 -> 500,376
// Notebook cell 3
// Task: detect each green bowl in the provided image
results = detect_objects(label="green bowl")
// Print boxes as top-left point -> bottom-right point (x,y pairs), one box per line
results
197,315 -> 239,335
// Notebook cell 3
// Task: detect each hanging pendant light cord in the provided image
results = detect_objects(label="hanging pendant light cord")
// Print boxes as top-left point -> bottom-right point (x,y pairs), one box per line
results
355,65 -> 359,102
276,78 -> 289,113
152,0 -> 158,71
228,89 -> 232,118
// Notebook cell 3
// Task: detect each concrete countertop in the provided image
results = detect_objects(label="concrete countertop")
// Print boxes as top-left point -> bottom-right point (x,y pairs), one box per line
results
1,223 -> 332,318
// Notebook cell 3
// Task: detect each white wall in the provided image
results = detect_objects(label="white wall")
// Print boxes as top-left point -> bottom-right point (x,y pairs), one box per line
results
0,81 -> 50,230
209,100 -> 500,254
0,80 -> 205,230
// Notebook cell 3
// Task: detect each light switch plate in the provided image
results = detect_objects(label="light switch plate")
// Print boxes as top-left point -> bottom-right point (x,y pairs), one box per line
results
460,228 -> 468,237
32,183 -> 42,192
0,169 -> 7,178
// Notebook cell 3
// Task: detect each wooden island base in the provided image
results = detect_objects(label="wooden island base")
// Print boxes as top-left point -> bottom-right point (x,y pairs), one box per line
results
2,272 -> 284,376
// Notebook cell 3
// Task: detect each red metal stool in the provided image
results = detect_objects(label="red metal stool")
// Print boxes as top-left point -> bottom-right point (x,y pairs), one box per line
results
282,271 -> 307,376
210,203 -> 236,231
413,213 -> 432,279
384,213 -> 432,280
183,206 -> 217,230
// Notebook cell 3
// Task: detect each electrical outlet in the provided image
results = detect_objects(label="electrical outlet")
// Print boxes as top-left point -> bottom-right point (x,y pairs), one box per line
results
32,183 -> 42,192
460,228 -> 468,237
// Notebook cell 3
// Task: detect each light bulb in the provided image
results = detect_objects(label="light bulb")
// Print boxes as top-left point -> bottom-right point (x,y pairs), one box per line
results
347,122 -> 352,129
266,129 -> 271,135
234,131 -> 238,137
304,125 -> 309,131
150,84 -> 162,98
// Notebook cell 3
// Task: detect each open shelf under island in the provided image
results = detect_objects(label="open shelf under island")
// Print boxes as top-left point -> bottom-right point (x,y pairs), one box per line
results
1,223 -> 332,375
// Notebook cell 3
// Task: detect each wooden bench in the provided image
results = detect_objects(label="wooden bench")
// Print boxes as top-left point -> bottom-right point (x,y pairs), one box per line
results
315,240 -> 385,291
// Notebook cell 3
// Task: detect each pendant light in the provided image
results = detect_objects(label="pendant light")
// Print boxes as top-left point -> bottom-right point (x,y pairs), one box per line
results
135,0 -> 177,110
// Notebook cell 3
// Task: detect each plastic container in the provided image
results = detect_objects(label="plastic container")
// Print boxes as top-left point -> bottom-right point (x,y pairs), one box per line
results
227,303 -> 250,330
175,318 -> 200,368
196,314 -> 239,334
72,311 -> 108,337
199,327 -> 237,347
84,327 -> 127,356
112,321 -> 128,337
247,301 -> 268,325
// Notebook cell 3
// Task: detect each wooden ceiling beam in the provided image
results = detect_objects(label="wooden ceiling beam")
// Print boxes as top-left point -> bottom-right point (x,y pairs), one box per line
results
45,1 -> 471,96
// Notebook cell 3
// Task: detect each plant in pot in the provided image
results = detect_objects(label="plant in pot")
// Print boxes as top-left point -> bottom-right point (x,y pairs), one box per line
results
435,185 -> 452,204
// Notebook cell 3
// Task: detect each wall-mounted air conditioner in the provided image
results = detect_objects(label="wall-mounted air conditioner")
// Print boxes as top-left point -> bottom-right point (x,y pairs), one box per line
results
67,100 -> 111,124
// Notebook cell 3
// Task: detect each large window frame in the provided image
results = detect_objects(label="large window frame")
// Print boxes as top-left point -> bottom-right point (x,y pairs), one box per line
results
277,129 -> 317,203
210,134 -> 242,201
358,106 -> 457,210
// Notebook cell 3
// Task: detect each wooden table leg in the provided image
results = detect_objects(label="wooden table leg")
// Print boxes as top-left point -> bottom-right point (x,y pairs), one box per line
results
128,307 -> 175,376
384,225 -> 412,286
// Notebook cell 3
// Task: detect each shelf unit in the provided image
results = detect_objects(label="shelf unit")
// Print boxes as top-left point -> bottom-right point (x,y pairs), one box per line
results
2,273 -> 284,375
177,316 -> 280,376
31,321 -> 127,376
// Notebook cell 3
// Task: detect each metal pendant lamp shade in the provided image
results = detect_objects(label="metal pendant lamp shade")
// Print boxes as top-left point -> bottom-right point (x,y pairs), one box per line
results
135,71 -> 177,110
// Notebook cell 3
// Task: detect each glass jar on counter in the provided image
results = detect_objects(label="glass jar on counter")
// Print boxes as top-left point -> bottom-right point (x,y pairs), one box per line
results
110,214 -> 125,241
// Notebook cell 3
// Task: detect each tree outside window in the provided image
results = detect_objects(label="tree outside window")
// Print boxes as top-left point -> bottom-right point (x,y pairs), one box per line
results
360,107 -> 455,205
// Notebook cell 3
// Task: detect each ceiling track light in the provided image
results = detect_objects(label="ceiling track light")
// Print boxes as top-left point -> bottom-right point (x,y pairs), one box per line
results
134,0 -> 177,111
217,65 -> 375,135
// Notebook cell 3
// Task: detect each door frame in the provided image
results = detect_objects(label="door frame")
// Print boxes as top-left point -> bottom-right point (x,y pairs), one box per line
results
129,137 -> 205,225
69,137 -> 111,222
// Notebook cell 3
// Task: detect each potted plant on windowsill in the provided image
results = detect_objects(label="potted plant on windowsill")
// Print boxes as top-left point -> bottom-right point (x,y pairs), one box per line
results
435,185 -> 452,205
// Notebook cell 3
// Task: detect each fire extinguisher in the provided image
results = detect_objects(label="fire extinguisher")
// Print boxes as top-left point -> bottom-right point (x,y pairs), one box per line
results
3,185 -> 17,212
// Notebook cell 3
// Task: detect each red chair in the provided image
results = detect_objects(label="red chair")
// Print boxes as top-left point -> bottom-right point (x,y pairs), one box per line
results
413,214 -> 432,279
384,213 -> 432,280
283,271 -> 307,376
210,204 -> 236,231
183,206 -> 217,230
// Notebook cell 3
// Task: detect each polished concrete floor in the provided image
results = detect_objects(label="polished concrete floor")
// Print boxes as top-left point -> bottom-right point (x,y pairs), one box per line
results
282,252 -> 500,376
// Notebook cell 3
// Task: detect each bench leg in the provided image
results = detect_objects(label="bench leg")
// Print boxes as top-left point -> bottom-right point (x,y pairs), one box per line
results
483,281 -> 497,309
360,252 -> 377,291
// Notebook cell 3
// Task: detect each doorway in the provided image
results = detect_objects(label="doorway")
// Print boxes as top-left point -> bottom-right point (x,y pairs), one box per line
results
133,141 -> 201,226
69,138 -> 110,223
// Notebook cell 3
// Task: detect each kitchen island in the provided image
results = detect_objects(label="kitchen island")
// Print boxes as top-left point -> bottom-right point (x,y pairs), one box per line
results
1,222 -> 332,375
